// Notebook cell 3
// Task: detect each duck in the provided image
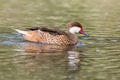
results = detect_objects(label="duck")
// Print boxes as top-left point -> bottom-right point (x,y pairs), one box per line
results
15,21 -> 88,45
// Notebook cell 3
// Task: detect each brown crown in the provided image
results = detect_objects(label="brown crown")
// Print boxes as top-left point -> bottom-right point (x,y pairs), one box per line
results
67,21 -> 83,30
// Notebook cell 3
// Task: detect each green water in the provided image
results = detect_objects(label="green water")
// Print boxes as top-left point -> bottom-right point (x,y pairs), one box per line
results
0,0 -> 120,80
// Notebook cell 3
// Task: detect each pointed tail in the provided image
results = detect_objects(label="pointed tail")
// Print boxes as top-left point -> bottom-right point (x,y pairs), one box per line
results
14,29 -> 30,36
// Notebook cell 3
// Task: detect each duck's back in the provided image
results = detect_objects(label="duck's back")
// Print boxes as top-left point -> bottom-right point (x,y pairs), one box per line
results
23,27 -> 76,45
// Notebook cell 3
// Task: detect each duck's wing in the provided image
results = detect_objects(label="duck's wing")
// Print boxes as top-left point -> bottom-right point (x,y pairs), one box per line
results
26,27 -> 67,35
26,27 -> 41,31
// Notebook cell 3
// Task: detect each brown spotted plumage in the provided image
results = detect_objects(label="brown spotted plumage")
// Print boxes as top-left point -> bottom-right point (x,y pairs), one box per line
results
15,21 -> 88,45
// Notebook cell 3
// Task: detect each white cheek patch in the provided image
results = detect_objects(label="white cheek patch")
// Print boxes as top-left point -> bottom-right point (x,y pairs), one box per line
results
69,26 -> 81,34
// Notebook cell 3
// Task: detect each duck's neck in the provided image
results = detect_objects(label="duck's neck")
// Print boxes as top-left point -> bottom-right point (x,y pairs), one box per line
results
68,33 -> 78,44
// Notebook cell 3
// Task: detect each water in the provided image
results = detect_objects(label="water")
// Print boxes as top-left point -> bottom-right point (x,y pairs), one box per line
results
0,0 -> 120,80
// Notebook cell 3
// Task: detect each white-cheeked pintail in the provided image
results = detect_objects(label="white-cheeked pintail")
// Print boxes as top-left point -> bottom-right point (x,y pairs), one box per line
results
15,21 -> 88,45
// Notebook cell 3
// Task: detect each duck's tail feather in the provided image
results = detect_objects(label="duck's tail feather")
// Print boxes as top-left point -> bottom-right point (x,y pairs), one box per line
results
14,29 -> 30,36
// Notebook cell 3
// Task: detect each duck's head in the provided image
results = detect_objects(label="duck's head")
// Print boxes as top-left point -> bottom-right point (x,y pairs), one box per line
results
67,21 -> 89,36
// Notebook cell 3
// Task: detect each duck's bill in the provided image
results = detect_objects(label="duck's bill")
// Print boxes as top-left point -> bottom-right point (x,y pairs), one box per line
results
79,30 -> 89,36
83,32 -> 89,36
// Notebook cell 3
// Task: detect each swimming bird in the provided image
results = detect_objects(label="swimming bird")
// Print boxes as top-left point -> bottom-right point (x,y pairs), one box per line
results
15,21 -> 88,45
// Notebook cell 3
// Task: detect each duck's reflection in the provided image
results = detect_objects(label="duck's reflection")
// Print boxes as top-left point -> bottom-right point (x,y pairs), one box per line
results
18,42 -> 77,54
67,51 -> 80,71
14,42 -> 82,80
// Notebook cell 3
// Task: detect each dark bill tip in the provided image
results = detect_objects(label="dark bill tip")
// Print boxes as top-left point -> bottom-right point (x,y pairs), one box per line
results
84,32 -> 89,36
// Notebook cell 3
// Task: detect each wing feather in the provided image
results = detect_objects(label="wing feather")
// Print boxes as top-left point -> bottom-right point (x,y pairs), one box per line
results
26,27 -> 67,35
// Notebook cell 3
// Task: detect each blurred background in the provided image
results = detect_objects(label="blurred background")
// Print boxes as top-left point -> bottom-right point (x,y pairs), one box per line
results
0,0 -> 120,80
